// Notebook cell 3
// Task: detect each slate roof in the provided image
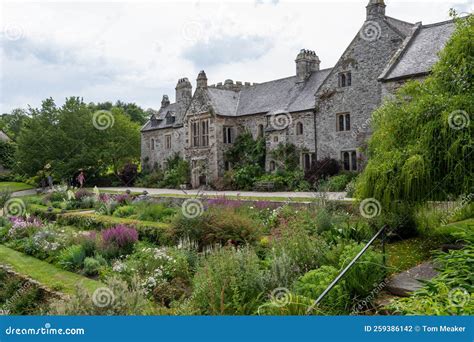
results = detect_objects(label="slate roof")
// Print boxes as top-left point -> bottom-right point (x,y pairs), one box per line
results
206,68 -> 332,117
380,19 -> 455,81
141,102 -> 184,132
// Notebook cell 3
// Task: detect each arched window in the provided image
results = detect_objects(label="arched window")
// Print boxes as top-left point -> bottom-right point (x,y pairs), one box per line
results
269,161 -> 276,172
258,124 -> 264,138
151,138 -> 155,150
296,122 -> 303,135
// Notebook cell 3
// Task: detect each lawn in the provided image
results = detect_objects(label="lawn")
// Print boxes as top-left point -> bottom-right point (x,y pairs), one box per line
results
0,182 -> 34,192
0,244 -> 103,295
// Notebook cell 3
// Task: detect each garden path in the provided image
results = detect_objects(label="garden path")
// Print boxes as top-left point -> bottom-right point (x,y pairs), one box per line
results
99,187 -> 350,201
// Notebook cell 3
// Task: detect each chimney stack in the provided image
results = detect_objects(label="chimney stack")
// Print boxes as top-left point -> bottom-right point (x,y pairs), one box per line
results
366,0 -> 386,19
175,78 -> 192,105
295,49 -> 320,82
197,70 -> 208,89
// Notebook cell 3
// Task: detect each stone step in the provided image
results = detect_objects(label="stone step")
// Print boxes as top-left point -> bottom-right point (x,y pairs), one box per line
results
385,261 -> 438,297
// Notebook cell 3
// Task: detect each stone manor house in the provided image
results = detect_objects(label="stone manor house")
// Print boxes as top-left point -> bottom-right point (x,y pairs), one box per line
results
141,0 -> 455,188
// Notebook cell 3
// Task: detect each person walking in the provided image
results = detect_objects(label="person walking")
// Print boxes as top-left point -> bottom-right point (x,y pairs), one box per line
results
76,171 -> 85,188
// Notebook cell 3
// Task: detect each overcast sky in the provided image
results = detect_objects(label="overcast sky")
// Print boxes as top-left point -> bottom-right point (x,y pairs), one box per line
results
0,0 -> 472,113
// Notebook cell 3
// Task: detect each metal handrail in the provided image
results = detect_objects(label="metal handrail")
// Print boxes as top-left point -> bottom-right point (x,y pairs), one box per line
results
306,225 -> 387,314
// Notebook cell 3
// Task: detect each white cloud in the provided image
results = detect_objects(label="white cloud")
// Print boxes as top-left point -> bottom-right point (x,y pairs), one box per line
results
0,0 -> 468,113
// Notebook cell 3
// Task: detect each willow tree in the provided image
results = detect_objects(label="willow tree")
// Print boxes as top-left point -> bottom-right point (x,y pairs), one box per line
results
356,14 -> 473,207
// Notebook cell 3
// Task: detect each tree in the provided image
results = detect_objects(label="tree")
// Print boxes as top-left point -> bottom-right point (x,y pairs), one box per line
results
15,97 -> 140,182
356,14 -> 473,206
0,108 -> 29,140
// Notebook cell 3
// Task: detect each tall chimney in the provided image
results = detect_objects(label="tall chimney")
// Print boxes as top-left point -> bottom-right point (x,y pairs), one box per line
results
366,0 -> 386,19
196,70 -> 208,89
295,49 -> 320,82
175,78 -> 192,104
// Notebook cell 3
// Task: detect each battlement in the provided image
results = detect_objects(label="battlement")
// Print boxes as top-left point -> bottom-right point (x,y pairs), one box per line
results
209,79 -> 258,91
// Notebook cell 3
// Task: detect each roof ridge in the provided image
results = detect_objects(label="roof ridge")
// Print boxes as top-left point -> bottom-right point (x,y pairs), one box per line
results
421,18 -> 456,28
385,16 -> 415,26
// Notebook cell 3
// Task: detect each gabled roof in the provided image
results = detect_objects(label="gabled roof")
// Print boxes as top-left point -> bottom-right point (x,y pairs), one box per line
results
205,68 -> 331,117
380,19 -> 455,81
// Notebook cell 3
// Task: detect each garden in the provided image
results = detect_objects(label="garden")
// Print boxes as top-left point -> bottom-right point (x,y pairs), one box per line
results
0,185 -> 472,316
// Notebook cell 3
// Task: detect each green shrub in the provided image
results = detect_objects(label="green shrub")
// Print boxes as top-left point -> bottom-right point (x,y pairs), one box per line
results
338,242 -> 385,300
257,293 -> 316,315
318,173 -> 356,192
112,205 -> 136,218
171,207 -> 262,249
57,245 -> 86,271
49,276 -> 152,315
232,164 -> 262,190
268,226 -> 329,285
134,202 -> 176,222
83,257 -> 103,276
0,189 -> 11,207
188,247 -> 266,315
294,266 -> 350,313
315,208 -> 333,234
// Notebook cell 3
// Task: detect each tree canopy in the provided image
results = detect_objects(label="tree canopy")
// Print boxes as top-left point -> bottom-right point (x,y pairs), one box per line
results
14,97 -> 140,181
356,14 -> 473,206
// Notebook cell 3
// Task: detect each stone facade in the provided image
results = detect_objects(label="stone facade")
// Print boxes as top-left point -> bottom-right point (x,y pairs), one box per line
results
141,0 -> 455,188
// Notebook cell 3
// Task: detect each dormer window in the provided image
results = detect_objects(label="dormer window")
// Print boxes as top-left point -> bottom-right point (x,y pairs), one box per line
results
338,72 -> 352,87
165,112 -> 175,125
150,115 -> 158,127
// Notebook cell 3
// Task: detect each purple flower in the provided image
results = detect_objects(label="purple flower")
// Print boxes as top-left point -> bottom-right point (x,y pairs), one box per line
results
101,225 -> 138,251
75,189 -> 93,200
114,194 -> 132,204
207,197 -> 242,209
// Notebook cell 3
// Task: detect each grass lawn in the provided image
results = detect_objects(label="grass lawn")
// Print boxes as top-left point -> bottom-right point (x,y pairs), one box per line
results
0,244 -> 103,295
0,182 -> 34,192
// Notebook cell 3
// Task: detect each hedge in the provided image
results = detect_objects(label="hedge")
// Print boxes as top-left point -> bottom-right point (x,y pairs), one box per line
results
57,213 -> 172,245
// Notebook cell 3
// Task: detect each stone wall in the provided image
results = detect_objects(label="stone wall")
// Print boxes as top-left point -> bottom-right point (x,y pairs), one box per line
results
141,126 -> 185,170
315,17 -> 406,167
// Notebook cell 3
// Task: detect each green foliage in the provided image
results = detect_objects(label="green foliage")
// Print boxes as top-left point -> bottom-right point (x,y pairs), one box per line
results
294,266 -> 349,313
57,244 -> 86,271
171,207 -> 262,249
318,173 -> 357,192
257,170 -> 309,191
225,131 -> 266,169
270,142 -> 301,171
0,270 -> 50,315
356,16 -> 474,205
49,276 -> 151,315
83,256 -> 105,276
337,242 -> 385,300
159,154 -> 190,188
187,247 -> 265,315
0,141 -> 15,170
134,202 -> 177,222
15,97 -> 140,181
112,205 -> 137,218
57,213 -> 172,245
232,164 -> 262,190
387,241 -> 474,315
